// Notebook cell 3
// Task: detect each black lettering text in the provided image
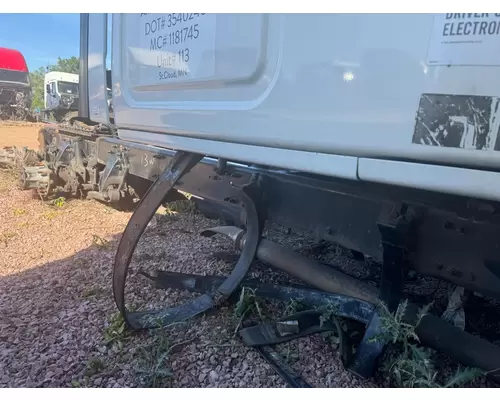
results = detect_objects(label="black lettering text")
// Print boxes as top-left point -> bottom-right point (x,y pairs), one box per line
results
150,36 -> 163,50
145,17 -> 162,36
479,21 -> 488,34
463,21 -> 472,35
488,21 -> 497,34
443,23 -> 450,36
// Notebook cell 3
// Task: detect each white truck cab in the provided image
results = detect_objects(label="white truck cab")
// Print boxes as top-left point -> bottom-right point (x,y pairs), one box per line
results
44,71 -> 79,121
82,13 -> 500,202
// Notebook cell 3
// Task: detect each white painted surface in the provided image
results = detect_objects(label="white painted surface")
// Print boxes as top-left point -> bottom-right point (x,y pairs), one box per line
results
358,158 -> 500,201
88,13 -> 110,124
108,13 -> 500,171
118,129 -> 359,180
44,71 -> 79,84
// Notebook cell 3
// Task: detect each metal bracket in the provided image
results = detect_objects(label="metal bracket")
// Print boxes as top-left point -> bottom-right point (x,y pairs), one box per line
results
347,204 -> 417,379
113,151 -> 263,330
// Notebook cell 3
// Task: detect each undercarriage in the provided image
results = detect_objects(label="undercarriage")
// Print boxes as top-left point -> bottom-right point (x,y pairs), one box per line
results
2,119 -> 500,386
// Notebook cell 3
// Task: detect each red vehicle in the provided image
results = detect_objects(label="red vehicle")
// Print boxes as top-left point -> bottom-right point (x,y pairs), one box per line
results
0,47 -> 32,118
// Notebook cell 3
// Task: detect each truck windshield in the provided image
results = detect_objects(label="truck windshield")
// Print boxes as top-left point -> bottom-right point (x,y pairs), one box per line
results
57,81 -> 78,95
0,69 -> 30,85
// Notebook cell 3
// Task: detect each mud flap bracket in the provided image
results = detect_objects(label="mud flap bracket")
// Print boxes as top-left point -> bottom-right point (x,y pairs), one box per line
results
347,204 -> 418,379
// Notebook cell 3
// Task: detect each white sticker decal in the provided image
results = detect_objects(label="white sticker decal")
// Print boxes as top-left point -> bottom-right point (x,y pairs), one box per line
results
137,13 -> 216,85
427,13 -> 500,66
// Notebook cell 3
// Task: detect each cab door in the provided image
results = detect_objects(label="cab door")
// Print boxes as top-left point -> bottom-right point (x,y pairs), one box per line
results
88,13 -> 110,124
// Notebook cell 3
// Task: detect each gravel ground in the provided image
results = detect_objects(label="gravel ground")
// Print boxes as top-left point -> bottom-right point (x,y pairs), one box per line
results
0,169 -> 376,388
0,164 -> 499,388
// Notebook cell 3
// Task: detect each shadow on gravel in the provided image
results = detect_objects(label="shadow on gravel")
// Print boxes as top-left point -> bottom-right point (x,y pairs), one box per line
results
1,209 -> 500,389
0,204 -> 385,389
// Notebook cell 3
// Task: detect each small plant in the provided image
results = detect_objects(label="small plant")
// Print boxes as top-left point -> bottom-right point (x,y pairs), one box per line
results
84,358 -> 105,377
281,298 -> 308,318
92,234 -> 110,249
373,299 -> 484,388
13,208 -> 26,216
82,286 -> 104,299
42,210 -> 58,220
164,199 -> 196,216
103,312 -> 130,349
135,333 -> 173,388
233,286 -> 264,333
0,231 -> 18,246
71,377 -> 91,388
53,196 -> 66,208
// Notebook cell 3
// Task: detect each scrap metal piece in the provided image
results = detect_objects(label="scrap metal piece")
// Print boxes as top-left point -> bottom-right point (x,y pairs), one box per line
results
276,320 -> 300,337
146,270 -> 374,324
240,310 -> 342,347
112,151 -> 262,330
19,165 -> 51,192
143,269 -> 500,383
239,311 -> 352,388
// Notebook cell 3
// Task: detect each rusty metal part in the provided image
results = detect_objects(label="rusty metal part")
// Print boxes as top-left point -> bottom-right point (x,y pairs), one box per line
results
200,225 -> 500,382
0,146 -> 39,169
113,151 -> 263,330
0,147 -> 16,168
19,165 -> 51,192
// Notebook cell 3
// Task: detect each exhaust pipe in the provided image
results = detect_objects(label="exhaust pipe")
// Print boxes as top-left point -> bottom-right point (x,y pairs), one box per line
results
202,226 -> 500,382
202,226 -> 377,304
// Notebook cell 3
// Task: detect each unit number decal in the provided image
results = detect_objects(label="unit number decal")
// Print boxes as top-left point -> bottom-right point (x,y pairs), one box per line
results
137,13 -> 216,84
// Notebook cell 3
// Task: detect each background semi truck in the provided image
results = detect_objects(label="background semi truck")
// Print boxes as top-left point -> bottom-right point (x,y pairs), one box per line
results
0,46 -> 32,120
43,71 -> 79,122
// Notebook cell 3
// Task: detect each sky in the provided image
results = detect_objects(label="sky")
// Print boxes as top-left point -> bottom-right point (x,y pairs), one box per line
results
0,13 -> 81,72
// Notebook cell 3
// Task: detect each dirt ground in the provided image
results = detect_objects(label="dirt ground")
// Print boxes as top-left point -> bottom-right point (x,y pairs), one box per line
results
0,122 -> 43,150
0,121 -> 497,388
